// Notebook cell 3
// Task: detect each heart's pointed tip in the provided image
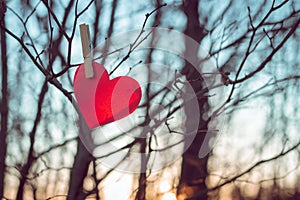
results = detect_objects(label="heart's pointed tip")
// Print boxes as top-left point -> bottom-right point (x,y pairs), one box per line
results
87,93 -> 142,129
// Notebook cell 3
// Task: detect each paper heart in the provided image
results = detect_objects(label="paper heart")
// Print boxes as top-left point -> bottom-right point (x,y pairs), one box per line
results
73,62 -> 142,129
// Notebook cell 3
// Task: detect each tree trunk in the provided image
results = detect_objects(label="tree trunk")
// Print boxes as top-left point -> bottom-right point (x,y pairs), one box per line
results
67,115 -> 94,200
178,0 -> 209,199
0,1 -> 8,198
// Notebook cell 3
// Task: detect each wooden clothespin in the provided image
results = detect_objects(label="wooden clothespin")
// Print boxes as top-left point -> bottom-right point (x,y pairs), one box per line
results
79,24 -> 94,78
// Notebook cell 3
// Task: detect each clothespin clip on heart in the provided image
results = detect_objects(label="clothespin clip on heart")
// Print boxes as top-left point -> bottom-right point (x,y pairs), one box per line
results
79,24 -> 94,78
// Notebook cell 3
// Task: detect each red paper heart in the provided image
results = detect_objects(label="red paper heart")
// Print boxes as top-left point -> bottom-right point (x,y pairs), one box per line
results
73,62 -> 142,129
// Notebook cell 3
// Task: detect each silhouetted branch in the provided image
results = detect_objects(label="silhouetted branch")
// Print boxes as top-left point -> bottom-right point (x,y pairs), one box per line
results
188,140 -> 300,199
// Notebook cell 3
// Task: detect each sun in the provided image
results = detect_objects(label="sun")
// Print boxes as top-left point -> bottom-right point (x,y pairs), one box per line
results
161,192 -> 177,200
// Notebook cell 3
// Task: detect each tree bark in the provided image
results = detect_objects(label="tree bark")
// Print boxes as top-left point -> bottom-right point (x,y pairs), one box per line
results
178,0 -> 209,199
0,1 -> 8,198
